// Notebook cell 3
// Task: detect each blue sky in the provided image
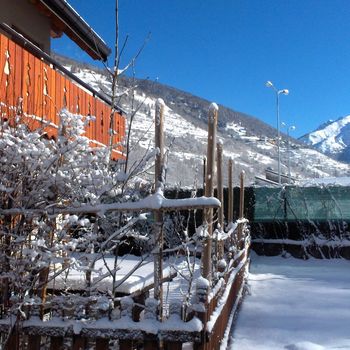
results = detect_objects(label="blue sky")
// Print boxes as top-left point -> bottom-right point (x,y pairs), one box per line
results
52,0 -> 350,137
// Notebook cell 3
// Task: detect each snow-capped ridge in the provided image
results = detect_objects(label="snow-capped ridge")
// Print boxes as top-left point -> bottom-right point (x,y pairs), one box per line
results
300,114 -> 350,162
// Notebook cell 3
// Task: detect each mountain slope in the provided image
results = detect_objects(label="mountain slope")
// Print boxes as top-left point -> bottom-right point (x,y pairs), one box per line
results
53,53 -> 350,186
300,115 -> 350,162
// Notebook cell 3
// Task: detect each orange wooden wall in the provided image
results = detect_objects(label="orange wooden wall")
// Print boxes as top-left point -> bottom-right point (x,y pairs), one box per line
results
0,32 -> 125,159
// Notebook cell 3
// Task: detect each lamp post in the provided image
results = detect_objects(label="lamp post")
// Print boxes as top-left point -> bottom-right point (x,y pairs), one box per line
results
281,122 -> 296,184
266,81 -> 289,184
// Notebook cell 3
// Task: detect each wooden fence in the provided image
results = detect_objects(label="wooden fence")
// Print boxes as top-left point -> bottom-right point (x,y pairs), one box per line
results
0,68 -> 250,348
0,181 -> 249,350
0,248 -> 248,350
0,26 -> 125,159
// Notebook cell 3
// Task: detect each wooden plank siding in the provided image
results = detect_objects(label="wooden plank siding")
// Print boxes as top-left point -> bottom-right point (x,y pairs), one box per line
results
0,32 -> 125,159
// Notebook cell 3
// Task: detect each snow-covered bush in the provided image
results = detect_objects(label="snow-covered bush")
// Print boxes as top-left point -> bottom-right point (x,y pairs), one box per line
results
0,110 -> 154,315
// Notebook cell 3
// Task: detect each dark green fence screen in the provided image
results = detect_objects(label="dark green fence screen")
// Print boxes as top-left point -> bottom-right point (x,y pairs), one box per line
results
254,186 -> 350,222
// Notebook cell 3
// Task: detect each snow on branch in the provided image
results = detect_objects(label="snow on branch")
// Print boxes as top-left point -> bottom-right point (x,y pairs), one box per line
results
0,192 -> 220,216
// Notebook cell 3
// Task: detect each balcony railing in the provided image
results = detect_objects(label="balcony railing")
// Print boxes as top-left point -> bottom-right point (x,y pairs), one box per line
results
0,23 -> 125,159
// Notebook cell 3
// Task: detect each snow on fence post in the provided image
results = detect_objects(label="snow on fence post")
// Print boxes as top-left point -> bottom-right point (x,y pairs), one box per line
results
228,158 -> 234,224
216,140 -> 224,261
194,277 -> 210,329
119,297 -> 135,350
238,171 -> 245,249
144,298 -> 160,349
202,102 -> 218,284
153,98 -> 165,321
120,296 -> 134,318
164,301 -> 185,350
194,276 -> 210,347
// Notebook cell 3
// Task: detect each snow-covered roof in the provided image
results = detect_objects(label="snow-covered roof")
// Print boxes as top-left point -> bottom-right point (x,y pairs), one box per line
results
48,254 -> 174,295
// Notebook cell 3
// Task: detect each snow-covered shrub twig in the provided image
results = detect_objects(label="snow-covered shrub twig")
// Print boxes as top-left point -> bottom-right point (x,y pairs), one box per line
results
0,109 -> 155,321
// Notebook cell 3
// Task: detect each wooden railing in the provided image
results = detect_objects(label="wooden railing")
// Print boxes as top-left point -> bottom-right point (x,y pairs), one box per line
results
0,25 -> 125,159
200,248 -> 249,350
0,225 -> 249,350
0,76 -> 250,348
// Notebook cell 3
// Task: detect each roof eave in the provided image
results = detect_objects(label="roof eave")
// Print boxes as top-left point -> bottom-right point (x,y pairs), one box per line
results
35,0 -> 111,61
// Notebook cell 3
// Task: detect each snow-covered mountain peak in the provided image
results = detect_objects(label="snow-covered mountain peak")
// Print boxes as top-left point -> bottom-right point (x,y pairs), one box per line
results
300,115 -> 350,162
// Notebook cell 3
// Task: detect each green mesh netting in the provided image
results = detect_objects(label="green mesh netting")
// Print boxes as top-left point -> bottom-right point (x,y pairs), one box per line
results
253,186 -> 350,222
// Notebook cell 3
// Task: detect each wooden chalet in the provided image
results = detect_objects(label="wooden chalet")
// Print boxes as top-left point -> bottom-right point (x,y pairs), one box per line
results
0,0 -> 125,159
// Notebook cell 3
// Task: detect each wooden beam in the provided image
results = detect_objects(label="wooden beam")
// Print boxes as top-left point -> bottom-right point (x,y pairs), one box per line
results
202,103 -> 218,283
153,98 -> 165,321
228,158 -> 233,223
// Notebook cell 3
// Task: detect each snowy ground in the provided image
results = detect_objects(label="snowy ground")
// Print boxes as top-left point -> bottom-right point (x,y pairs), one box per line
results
231,252 -> 350,350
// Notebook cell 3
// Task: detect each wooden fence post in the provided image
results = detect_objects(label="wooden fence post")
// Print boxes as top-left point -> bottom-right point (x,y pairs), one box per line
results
4,323 -> 19,350
238,171 -> 245,249
202,156 -> 207,223
228,158 -> 233,223
50,336 -> 64,350
132,292 -> 148,321
239,171 -> 245,219
203,156 -> 207,195
164,302 -> 184,349
165,342 -> 183,350
144,339 -> 159,350
193,276 -> 210,350
216,141 -> 224,227
72,335 -> 86,350
216,141 -> 224,260
95,338 -> 109,350
202,103 -> 218,283
153,98 -> 165,321
28,335 -> 41,350
119,339 -> 133,350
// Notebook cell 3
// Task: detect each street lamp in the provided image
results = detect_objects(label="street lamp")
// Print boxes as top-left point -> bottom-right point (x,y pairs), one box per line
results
281,122 -> 296,184
265,81 -> 289,184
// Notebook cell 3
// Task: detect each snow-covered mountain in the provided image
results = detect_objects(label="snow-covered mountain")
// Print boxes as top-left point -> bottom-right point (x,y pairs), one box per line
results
300,115 -> 350,163
54,54 -> 350,186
